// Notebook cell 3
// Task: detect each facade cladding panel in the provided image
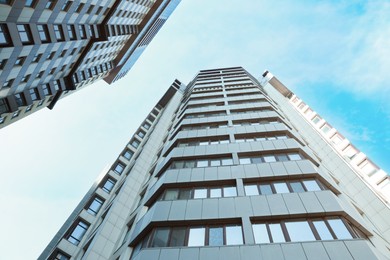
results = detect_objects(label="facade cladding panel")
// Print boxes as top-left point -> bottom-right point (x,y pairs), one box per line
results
40,67 -> 390,260
0,0 -> 181,129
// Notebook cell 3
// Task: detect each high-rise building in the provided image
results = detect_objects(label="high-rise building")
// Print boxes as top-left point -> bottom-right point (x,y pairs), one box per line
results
0,0 -> 180,128
40,67 -> 390,260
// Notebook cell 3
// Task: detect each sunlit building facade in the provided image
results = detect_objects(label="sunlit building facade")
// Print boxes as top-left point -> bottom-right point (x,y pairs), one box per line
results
0,0 -> 180,128
40,67 -> 390,260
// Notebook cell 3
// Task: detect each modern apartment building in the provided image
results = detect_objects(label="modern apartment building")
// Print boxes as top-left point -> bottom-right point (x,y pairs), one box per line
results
39,67 -> 390,260
0,0 -> 180,128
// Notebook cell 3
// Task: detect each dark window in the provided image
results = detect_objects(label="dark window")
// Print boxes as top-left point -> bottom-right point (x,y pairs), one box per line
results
14,93 -> 26,106
17,24 -> 33,44
96,6 -> 103,15
143,122 -> 150,129
53,25 -> 64,41
0,0 -> 13,5
137,131 -> 145,138
79,25 -> 86,39
61,0 -> 72,11
21,74 -> 30,82
67,25 -> 76,40
131,139 -> 140,148
25,0 -> 37,7
102,178 -> 115,193
37,24 -> 50,43
45,0 -> 56,9
15,56 -> 26,66
0,99 -> 10,114
47,51 -> 55,60
2,79 -> 14,88
86,196 -> 104,215
59,50 -> 67,57
0,59 -> 7,69
76,3 -> 84,12
29,88 -> 39,101
67,220 -> 89,245
86,4 -> 94,14
52,250 -> 70,260
32,54 -> 42,63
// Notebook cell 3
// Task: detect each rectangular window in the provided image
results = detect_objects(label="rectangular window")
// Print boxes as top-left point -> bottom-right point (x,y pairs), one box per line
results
0,24 -> 11,46
123,149 -> 133,160
114,162 -> 125,175
86,196 -> 104,216
45,0 -> 56,9
102,178 -> 116,193
76,3 -> 84,12
32,54 -> 42,63
61,0 -> 72,11
67,25 -> 76,40
2,79 -> 14,88
25,0 -> 37,7
67,220 -> 89,245
37,24 -> 50,43
42,84 -> 51,96
131,140 -> 140,148
225,226 -> 243,245
14,93 -> 26,106
29,88 -> 39,101
53,25 -> 64,41
285,221 -> 315,242
15,56 -> 26,66
0,99 -> 10,114
79,25 -> 86,39
17,24 -> 33,44
188,227 -> 205,246
86,4 -> 95,14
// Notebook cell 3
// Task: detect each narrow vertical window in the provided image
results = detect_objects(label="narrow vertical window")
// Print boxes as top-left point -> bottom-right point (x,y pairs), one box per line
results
67,220 -> 89,245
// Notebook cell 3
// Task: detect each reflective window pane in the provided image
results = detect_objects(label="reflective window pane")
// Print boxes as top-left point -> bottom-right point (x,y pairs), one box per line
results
194,189 -> 207,199
151,228 -> 170,247
276,154 -> 289,161
263,155 -> 276,162
210,188 -> 222,198
252,224 -> 270,243
210,159 -> 221,167
313,220 -> 334,240
222,158 -> 233,165
226,226 -> 243,245
179,189 -> 191,200
274,182 -> 290,193
269,224 -> 285,242
169,227 -> 186,246
223,187 -> 237,197
197,160 -> 208,167
252,157 -> 263,164
259,184 -> 273,195
188,227 -> 205,246
185,161 -> 196,168
164,189 -> 179,200
87,197 -> 104,215
303,180 -> 321,191
285,221 -> 315,242
288,153 -> 302,161
239,158 -> 251,165
208,227 -> 223,246
290,181 -> 305,193
244,185 -> 259,196
327,219 -> 352,239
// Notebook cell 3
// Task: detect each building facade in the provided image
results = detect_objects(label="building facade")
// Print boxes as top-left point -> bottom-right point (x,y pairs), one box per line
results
0,0 -> 180,128
40,67 -> 390,260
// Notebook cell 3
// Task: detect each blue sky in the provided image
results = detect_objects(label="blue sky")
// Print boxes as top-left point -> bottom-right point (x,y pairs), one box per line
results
0,0 -> 389,259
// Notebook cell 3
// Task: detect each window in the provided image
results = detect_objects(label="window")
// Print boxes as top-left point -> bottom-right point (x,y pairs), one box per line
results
170,157 -> 233,169
61,0 -> 72,11
14,93 -> 26,106
178,137 -> 230,147
0,99 -> 10,114
32,54 -> 42,63
139,224 -> 243,249
67,220 -> 89,245
159,186 -> 237,201
86,4 -> 94,14
2,79 -> 14,88
79,25 -> 86,39
25,0 -> 37,7
235,134 -> 289,142
15,56 -> 26,66
59,50 -> 67,57
244,178 -> 325,196
17,24 -> 33,44
29,88 -> 39,101
312,116 -> 321,124
0,24 -> 11,46
102,178 -> 116,193
114,162 -> 125,175
37,25 -> 50,43
67,25 -> 76,40
137,131 -> 145,138
42,84 -> 51,96
252,217 -> 357,244
21,74 -> 30,83
0,59 -> 7,69
239,152 -> 303,165
45,0 -> 56,9
86,196 -> 104,215
53,25 -> 64,41
131,139 -> 140,148
76,3 -> 84,12
51,250 -> 70,260
123,149 -> 133,160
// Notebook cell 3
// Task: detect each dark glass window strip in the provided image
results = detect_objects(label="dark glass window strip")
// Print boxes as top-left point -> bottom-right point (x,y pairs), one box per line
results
170,157 -> 233,169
